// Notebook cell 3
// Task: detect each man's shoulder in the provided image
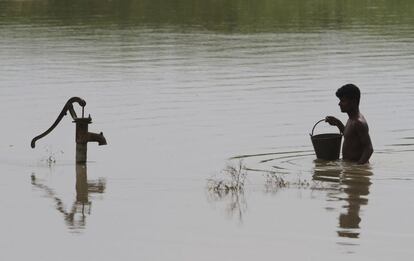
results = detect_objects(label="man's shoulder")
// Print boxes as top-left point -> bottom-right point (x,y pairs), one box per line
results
354,115 -> 369,133
346,116 -> 368,131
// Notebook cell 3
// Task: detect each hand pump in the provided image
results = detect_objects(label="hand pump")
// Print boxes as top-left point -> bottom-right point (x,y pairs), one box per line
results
31,97 -> 107,163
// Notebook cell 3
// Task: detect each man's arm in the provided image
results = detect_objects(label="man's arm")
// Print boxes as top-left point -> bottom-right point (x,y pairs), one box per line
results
356,121 -> 373,164
325,116 -> 345,133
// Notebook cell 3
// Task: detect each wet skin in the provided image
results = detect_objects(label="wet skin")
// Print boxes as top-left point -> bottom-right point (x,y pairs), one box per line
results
326,97 -> 373,164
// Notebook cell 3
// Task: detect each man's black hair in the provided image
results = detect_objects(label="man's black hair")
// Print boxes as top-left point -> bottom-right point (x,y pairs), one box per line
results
336,84 -> 360,106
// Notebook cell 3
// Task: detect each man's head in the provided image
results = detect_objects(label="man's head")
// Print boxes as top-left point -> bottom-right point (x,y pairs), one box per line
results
336,84 -> 360,113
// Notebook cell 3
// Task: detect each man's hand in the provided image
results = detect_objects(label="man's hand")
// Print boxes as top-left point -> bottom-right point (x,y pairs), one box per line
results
325,116 -> 340,126
325,116 -> 344,133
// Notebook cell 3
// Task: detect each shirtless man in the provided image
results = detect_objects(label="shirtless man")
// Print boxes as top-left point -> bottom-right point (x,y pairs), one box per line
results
325,84 -> 373,164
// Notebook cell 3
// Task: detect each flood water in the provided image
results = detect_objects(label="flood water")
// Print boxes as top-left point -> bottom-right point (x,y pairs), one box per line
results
1,0 -> 414,260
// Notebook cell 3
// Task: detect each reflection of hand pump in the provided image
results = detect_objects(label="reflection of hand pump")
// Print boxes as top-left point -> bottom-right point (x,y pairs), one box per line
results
31,97 -> 107,163
30,164 -> 106,231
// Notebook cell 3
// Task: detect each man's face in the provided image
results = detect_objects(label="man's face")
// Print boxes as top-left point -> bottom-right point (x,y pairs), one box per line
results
338,97 -> 352,112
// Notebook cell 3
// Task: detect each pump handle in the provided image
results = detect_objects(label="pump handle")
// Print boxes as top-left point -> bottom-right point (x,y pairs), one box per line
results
31,97 -> 86,148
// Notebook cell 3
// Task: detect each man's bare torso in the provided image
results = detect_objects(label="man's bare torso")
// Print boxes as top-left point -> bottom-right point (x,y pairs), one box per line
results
342,114 -> 369,161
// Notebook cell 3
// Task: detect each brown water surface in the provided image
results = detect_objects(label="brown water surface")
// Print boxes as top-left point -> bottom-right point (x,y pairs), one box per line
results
1,0 -> 414,260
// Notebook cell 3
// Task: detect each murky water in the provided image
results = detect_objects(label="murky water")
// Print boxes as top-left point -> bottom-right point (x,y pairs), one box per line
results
1,0 -> 414,260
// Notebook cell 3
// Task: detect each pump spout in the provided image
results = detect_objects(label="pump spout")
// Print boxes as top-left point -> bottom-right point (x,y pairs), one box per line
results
87,132 -> 107,146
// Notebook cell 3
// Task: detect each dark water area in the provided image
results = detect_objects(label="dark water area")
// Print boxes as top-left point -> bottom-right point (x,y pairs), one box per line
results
1,0 -> 414,32
1,0 -> 414,260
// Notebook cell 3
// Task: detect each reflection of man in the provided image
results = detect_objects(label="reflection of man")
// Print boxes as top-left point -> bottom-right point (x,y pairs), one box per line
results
326,84 -> 373,164
338,165 -> 372,238
313,161 -> 372,239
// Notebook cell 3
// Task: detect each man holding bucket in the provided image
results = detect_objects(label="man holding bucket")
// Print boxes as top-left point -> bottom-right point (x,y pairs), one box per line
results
325,84 -> 373,164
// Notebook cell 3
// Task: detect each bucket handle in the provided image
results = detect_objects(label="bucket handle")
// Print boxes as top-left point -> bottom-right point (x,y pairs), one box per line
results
310,119 -> 342,136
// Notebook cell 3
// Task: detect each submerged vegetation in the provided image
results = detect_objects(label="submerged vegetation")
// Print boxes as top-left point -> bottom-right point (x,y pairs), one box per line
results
207,161 -> 248,222
207,160 -> 331,222
208,160 -> 330,195
207,160 -> 247,192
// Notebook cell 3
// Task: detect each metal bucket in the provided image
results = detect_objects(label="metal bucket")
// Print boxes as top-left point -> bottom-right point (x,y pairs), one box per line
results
310,119 -> 342,160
